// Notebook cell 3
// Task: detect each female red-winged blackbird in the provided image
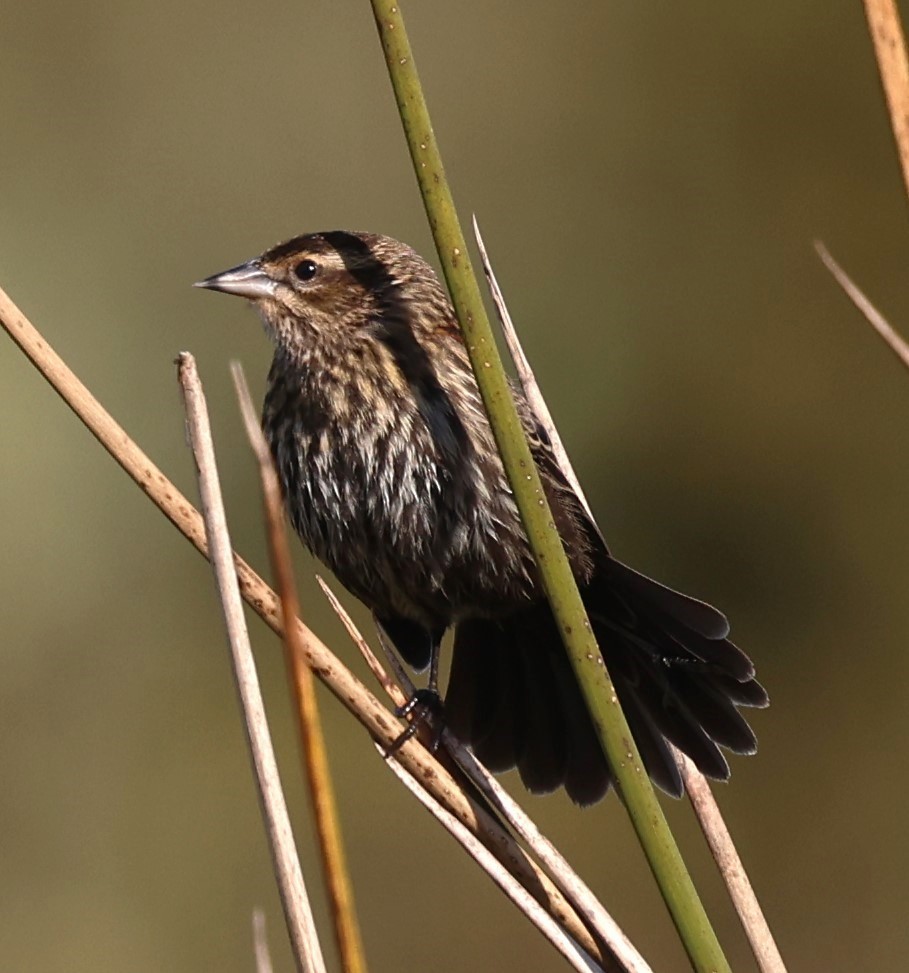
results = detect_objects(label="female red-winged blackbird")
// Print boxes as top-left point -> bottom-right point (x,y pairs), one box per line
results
197,230 -> 767,805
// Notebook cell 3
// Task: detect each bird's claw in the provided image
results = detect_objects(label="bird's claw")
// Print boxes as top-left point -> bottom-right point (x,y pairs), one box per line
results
386,688 -> 445,756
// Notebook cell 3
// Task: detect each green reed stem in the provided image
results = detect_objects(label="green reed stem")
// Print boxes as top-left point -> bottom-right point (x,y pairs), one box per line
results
366,4 -> 733,972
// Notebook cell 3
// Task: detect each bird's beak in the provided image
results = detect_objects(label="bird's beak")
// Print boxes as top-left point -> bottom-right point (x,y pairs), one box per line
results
194,260 -> 277,300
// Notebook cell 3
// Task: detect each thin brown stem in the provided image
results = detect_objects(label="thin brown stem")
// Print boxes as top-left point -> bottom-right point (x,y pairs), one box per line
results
232,363 -> 368,973
177,353 -> 327,973
315,577 -> 405,708
863,0 -> 909,202
472,217 -> 595,526
815,241 -> 909,370
677,755 -> 786,973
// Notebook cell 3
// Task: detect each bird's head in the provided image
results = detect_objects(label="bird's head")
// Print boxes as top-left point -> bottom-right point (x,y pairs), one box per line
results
195,230 -> 455,357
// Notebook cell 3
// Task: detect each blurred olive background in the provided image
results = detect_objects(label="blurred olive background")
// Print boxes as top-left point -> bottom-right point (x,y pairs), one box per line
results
2,2 -> 908,970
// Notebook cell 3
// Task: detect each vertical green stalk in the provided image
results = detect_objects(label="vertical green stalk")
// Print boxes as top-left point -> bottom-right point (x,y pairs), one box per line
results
367,3 -> 731,972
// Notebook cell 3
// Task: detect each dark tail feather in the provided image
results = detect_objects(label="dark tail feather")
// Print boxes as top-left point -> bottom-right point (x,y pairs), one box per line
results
513,635 -> 569,795
616,648 -> 732,781
447,614 -> 612,805
446,569 -> 765,804
666,669 -> 758,754
446,618 -> 519,772
596,563 -> 766,782
714,672 -> 769,708
553,658 -> 615,804
611,673 -> 683,796
605,558 -> 731,639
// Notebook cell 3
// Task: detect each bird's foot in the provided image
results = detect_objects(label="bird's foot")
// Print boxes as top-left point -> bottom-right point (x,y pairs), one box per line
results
386,688 -> 445,756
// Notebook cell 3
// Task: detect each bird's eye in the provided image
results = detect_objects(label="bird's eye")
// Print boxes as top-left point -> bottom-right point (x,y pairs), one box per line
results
293,260 -> 319,282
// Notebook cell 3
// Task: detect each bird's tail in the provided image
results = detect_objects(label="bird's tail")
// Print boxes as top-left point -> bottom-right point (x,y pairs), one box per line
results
445,558 -> 768,805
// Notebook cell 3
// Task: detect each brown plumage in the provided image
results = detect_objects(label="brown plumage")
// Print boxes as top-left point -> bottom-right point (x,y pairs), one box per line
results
196,230 -> 767,805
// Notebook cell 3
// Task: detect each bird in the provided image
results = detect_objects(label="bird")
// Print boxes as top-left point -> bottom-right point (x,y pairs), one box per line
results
196,230 -> 767,805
